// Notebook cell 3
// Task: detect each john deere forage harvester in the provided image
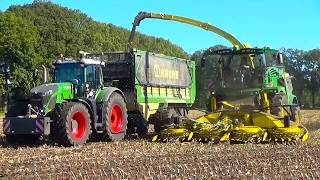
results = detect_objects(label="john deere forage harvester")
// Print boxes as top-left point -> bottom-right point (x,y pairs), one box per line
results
128,11 -> 308,143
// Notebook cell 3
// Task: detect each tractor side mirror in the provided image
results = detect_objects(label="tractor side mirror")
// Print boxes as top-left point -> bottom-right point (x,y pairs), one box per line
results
277,53 -> 284,64
201,57 -> 206,68
33,69 -> 38,81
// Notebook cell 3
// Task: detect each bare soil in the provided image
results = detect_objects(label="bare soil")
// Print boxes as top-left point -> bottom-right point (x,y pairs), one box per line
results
0,110 -> 319,179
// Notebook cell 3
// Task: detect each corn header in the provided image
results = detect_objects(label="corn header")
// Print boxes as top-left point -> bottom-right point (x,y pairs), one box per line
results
129,12 -> 309,143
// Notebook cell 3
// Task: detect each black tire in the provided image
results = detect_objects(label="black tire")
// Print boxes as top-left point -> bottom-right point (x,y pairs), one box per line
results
153,108 -> 177,134
51,102 -> 91,146
100,92 -> 128,141
271,94 -> 288,116
136,118 -> 148,138
6,134 -> 41,145
126,114 -> 136,135
291,105 -> 300,122
126,114 -> 149,138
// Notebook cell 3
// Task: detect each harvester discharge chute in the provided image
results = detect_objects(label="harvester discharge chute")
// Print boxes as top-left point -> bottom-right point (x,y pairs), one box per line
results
129,11 -> 308,143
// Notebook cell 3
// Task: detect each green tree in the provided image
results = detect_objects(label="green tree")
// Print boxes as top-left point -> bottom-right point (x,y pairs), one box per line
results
0,12 -> 40,101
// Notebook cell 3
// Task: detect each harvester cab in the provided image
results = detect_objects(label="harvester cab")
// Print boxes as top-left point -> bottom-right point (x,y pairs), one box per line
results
202,48 -> 298,116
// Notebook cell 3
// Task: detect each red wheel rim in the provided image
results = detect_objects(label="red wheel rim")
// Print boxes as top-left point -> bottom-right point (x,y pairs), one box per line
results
110,104 -> 123,133
70,111 -> 87,140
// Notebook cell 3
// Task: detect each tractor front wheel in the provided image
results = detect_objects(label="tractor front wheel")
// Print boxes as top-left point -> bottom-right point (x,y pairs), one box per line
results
51,102 -> 91,146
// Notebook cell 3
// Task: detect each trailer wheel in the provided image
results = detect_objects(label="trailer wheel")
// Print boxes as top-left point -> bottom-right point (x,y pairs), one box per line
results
136,118 -> 148,138
126,114 -> 148,138
100,92 -> 128,141
51,102 -> 91,146
153,108 -> 177,134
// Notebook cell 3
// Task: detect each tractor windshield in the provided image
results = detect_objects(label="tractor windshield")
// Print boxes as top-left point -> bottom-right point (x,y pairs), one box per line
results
54,63 -> 84,83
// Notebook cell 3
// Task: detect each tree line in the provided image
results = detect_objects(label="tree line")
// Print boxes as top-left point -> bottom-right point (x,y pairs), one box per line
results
0,1 -> 319,109
0,1 -> 188,108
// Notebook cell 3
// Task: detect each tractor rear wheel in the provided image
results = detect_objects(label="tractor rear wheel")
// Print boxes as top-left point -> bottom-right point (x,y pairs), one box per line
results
100,92 -> 128,141
51,102 -> 91,146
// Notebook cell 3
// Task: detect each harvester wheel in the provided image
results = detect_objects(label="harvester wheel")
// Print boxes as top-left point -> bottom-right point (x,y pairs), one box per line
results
51,102 -> 91,146
291,105 -> 300,122
100,92 -> 128,141
271,94 -> 288,116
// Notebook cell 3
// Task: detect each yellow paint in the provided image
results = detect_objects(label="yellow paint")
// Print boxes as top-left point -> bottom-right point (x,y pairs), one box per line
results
263,132 -> 268,141
261,92 -> 270,113
252,113 -> 284,128
152,135 -> 158,142
210,96 -> 217,112
220,133 -> 230,141
302,132 -> 309,141
187,132 -> 194,141
138,103 -> 160,119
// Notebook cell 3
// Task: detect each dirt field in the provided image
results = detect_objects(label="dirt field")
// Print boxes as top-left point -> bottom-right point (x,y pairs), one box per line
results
0,110 -> 319,179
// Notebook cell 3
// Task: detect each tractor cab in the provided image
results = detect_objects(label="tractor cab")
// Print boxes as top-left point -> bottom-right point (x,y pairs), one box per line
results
53,57 -> 105,98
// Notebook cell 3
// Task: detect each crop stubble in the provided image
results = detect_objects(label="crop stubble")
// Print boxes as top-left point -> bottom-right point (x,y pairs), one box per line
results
0,110 -> 319,179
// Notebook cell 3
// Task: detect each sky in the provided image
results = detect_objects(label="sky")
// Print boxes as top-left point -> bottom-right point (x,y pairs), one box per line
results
0,0 -> 319,54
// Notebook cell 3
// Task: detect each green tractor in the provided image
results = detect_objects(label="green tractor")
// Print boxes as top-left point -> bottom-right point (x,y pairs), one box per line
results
4,53 -> 129,146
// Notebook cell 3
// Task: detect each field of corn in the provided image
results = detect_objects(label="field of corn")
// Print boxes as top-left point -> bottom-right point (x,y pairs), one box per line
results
0,110 -> 319,179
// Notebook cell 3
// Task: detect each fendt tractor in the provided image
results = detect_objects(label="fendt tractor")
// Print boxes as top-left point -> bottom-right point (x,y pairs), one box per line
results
3,49 -> 196,146
128,12 -> 308,143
